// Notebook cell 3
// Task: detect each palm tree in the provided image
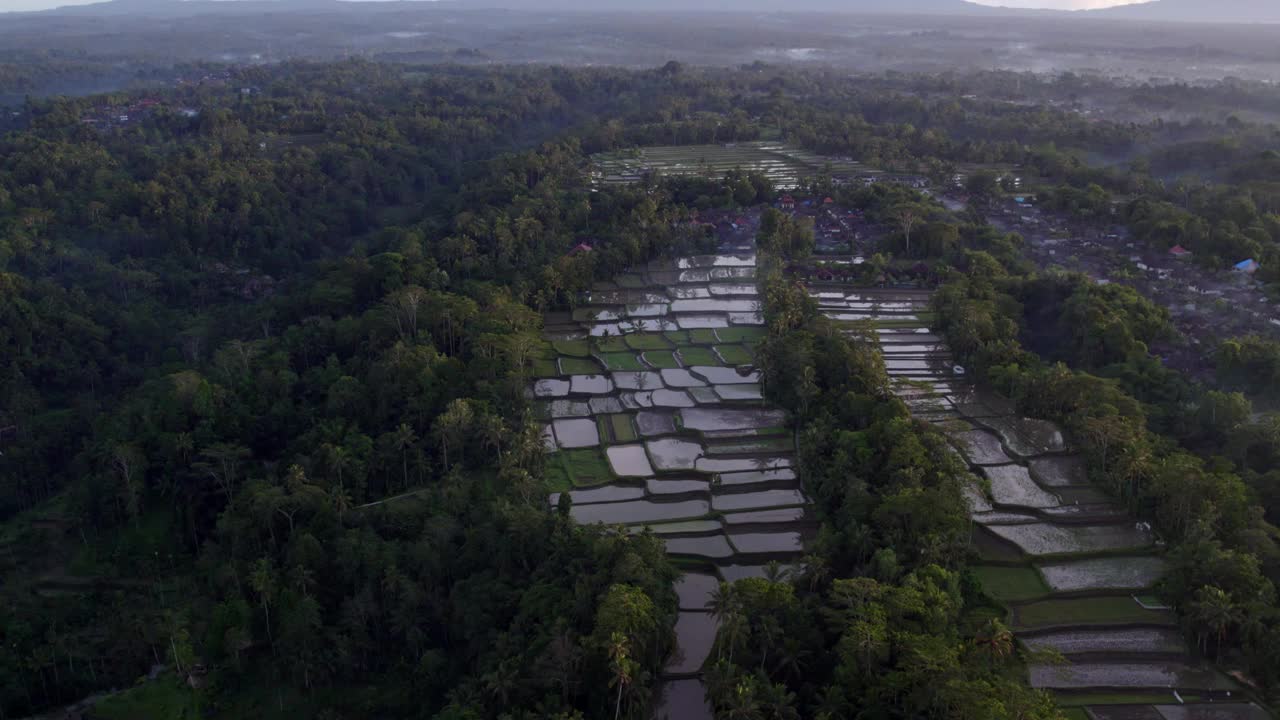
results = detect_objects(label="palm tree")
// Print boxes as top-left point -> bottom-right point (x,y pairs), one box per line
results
321,443 -> 354,514
249,557 -> 276,650
706,582 -> 738,624
392,423 -> 417,490
722,680 -> 764,720
759,680 -> 800,720
718,612 -> 749,667
973,618 -> 1014,665
772,636 -> 811,683
798,550 -> 829,591
608,632 -> 635,720
762,560 -> 791,584
1191,586 -> 1241,656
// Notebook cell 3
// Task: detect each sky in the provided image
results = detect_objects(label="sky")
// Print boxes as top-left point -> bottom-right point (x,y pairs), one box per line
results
0,0 -> 1144,13
970,0 -> 1142,8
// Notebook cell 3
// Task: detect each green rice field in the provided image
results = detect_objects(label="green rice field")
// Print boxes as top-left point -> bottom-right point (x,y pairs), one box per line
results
599,414 -> 639,444
592,142 -> 872,189
678,347 -> 721,366
546,449 -> 614,489
600,353 -> 646,371
715,344 -> 753,365
643,351 -> 681,369
1014,596 -> 1174,630
972,565 -> 1050,602
559,357 -> 602,374
715,327 -> 766,344
626,334 -> 673,351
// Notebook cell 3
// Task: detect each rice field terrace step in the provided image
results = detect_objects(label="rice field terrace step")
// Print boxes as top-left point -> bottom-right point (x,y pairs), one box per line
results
1020,627 -> 1188,657
665,612 -> 717,676
1087,706 -> 1166,720
1029,661 -> 1238,693
1012,596 -> 1179,631
1153,703 -> 1273,720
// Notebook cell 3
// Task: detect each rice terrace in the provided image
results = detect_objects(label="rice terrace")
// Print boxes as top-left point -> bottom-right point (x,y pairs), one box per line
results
592,141 -> 873,189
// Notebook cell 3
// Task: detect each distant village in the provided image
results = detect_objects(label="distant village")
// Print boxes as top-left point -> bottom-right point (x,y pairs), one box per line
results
76,69 -> 254,130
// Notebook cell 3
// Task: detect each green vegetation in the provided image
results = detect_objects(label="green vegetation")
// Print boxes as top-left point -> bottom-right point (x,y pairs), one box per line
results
593,336 -> 631,353
693,256 -> 1061,720
552,338 -> 592,357
1054,692 -> 1178,707
550,448 -> 616,488
92,675 -> 201,720
690,328 -> 721,344
558,356 -> 603,374
715,327 -> 767,344
972,565 -> 1051,602
714,344 -> 754,365
600,414 -> 638,444
6,53 -> 1280,720
599,352 -> 646,371
1014,596 -> 1171,630
625,333 -> 673,351
642,350 -> 681,369
676,346 -> 721,366
935,252 -> 1280,686
663,330 -> 691,346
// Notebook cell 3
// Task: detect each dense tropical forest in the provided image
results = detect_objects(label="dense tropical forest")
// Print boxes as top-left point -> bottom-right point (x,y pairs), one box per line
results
3,58 -> 1280,719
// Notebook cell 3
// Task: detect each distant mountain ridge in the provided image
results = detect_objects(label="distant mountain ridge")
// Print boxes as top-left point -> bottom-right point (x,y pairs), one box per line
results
18,0 -> 1280,24
1088,0 -> 1280,23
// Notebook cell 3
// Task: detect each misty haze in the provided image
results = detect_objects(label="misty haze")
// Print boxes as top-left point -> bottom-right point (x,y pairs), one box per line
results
1,1 -> 1279,720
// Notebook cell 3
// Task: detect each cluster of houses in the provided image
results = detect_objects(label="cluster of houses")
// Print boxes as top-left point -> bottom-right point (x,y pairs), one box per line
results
79,97 -> 200,130
1167,244 -> 1260,278
776,194 -> 869,254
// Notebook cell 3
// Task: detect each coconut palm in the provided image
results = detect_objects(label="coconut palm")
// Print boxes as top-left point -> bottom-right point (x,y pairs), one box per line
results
607,632 -> 635,720
1191,586 -> 1241,656
973,618 -> 1014,665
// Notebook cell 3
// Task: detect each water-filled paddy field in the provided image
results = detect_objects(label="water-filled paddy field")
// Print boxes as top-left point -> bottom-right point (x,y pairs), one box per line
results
538,250 -> 812,718
809,283 -> 1265,719
592,142 -> 871,189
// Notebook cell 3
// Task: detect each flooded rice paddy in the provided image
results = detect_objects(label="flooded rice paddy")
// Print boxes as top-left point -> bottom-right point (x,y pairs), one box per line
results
811,284 -> 1253,718
591,142 -> 871,190
537,250 -> 811,717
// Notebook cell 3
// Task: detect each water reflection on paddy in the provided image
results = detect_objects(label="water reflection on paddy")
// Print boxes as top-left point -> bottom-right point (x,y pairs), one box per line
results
646,438 -> 704,471
533,378 -> 571,397
613,371 -> 664,390
681,407 -> 786,432
690,366 -> 760,384
652,389 -> 696,408
661,369 -> 707,387
569,374 -> 613,395
665,612 -> 717,674
675,573 -> 721,610
729,531 -> 804,554
653,678 -> 712,720
664,535 -> 735,559
715,384 -> 764,401
713,489 -> 806,511
647,478 -> 710,496
571,499 -> 709,525
549,485 -> 644,505
717,468 -> 797,486
722,508 -> 806,525
636,410 -> 678,437
606,444 -> 655,477
982,464 -> 1060,508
